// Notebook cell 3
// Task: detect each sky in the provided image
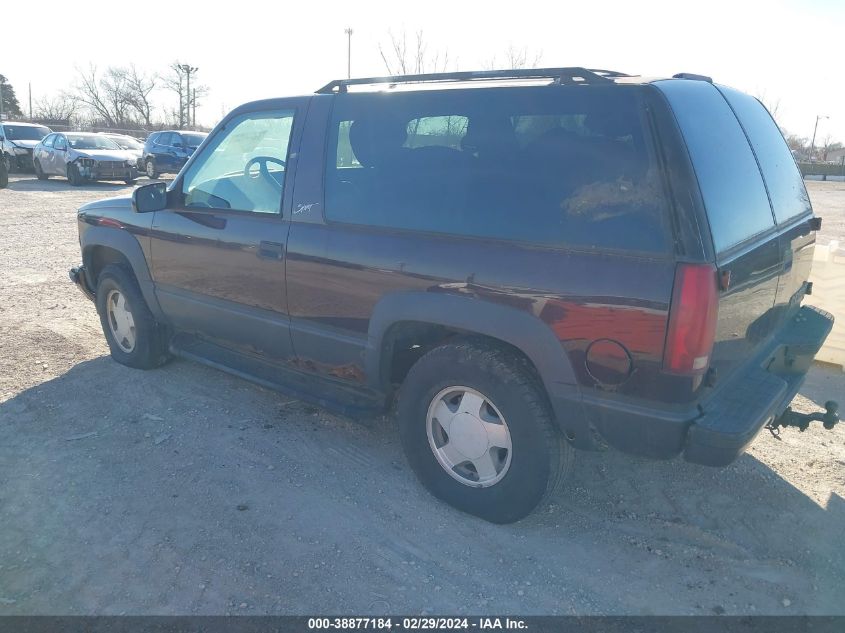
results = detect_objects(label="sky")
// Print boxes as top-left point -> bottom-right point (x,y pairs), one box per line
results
2,0 -> 844,142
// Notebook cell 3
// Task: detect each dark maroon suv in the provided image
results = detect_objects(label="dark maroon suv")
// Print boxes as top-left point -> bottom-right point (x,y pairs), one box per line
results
70,68 -> 835,523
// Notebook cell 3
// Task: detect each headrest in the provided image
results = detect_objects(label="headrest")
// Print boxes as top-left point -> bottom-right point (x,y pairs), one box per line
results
349,115 -> 408,167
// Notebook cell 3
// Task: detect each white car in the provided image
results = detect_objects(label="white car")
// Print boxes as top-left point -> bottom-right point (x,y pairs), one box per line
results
0,121 -> 52,172
98,133 -> 144,168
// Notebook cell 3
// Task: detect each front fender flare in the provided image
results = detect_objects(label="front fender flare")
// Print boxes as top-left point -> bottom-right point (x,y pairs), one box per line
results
80,225 -> 165,321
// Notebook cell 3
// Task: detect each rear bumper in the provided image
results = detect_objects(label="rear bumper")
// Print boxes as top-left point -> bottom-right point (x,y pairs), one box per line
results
568,305 -> 834,466
69,265 -> 95,302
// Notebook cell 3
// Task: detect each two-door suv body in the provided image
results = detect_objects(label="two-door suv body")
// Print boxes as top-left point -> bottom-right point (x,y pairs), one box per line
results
70,68 -> 834,523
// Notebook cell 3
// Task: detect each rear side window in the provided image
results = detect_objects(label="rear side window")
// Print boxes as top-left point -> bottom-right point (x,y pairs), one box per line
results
325,86 -> 670,252
657,80 -> 774,253
718,86 -> 810,224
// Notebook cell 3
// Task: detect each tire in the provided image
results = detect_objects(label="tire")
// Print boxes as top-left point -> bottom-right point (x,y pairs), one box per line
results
397,339 -> 574,523
145,158 -> 158,179
34,160 -> 48,180
95,264 -> 171,370
67,163 -> 84,186
3,153 -> 12,173
125,177 -> 137,185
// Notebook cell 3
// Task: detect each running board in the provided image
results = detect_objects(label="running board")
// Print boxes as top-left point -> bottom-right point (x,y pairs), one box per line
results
169,334 -> 386,420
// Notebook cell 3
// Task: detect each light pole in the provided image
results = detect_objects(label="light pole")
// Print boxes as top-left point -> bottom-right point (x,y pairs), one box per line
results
179,64 -> 198,128
809,114 -> 828,162
345,28 -> 353,79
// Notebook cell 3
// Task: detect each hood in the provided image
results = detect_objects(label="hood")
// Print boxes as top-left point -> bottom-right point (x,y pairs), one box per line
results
78,195 -> 133,213
73,149 -> 138,162
11,139 -> 40,149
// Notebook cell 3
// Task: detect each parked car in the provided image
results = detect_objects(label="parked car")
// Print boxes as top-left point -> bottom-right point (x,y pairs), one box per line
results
99,133 -> 144,167
69,68 -> 836,523
1,121 -> 52,172
33,132 -> 139,185
141,130 -> 207,178
0,150 -> 7,188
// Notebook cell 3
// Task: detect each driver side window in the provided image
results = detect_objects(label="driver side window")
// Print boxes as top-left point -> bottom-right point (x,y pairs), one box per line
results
181,110 -> 295,214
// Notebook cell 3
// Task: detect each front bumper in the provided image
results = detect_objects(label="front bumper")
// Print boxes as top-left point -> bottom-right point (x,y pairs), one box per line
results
69,265 -> 95,302
12,148 -> 34,170
77,160 -> 138,181
572,305 -> 834,466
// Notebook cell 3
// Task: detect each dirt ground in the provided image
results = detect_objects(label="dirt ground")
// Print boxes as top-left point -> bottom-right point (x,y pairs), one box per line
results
0,175 -> 843,615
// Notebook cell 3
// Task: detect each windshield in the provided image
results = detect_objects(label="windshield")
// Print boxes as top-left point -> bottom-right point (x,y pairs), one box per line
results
182,133 -> 207,148
67,135 -> 122,150
3,125 -> 51,141
108,136 -> 143,150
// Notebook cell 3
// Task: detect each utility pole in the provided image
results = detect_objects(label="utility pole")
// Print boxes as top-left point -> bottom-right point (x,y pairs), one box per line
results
28,83 -> 32,120
178,64 -> 198,129
0,80 -> 4,121
192,88 -> 197,128
809,114 -> 828,163
345,28 -> 354,79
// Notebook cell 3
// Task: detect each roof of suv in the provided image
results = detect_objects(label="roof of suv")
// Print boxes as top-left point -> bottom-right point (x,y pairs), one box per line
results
315,67 -> 712,94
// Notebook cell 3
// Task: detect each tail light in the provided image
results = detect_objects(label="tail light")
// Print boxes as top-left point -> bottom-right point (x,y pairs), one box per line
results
663,263 -> 719,375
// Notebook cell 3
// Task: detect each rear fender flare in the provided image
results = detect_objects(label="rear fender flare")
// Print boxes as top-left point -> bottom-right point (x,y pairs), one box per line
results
366,291 -> 578,394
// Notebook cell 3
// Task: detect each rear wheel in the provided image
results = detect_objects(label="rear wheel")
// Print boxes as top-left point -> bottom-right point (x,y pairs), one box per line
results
34,160 -> 48,180
145,159 -> 158,179
3,153 -> 12,173
67,163 -> 83,186
95,264 -> 171,369
398,340 -> 573,523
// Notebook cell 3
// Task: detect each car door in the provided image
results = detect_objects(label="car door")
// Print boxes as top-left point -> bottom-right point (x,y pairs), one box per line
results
169,133 -> 190,172
152,133 -> 171,172
35,134 -> 55,171
149,100 -> 306,361
51,134 -> 68,175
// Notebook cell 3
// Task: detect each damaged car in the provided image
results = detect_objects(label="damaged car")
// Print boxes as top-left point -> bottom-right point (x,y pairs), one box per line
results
1,121 -> 52,172
33,132 -> 139,185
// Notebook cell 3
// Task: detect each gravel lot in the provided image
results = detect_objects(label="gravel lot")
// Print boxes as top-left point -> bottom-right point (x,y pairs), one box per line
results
0,175 -> 843,615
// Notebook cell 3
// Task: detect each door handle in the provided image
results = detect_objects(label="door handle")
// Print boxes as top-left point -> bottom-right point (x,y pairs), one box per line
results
258,241 -> 284,259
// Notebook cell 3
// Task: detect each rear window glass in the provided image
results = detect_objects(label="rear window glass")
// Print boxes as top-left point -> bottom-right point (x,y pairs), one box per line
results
657,80 -> 775,252
326,86 -> 670,252
718,86 -> 811,225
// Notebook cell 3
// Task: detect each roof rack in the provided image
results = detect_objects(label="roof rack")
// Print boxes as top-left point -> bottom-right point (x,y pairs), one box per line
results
315,67 -> 631,94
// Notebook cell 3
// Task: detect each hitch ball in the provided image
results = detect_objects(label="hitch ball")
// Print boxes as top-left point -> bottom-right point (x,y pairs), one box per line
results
822,400 -> 839,430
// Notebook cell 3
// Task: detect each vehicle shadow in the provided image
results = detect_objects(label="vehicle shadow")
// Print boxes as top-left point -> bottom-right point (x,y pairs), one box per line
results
1,356 -> 842,614
5,176 -> 132,193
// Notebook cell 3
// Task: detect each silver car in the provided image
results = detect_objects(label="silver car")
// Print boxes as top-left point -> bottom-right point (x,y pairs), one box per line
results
99,133 -> 144,167
33,132 -> 139,186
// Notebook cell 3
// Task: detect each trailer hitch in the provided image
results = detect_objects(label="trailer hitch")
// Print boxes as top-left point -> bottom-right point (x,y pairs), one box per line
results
766,400 -> 839,439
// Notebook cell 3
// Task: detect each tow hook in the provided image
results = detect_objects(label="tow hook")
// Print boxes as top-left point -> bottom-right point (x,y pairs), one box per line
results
766,400 -> 839,439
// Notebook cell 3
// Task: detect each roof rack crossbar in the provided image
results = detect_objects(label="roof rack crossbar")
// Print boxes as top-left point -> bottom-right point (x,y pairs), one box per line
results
316,67 -> 629,94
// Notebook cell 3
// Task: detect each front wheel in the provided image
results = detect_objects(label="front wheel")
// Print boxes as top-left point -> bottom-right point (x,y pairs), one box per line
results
95,264 -> 171,369
67,163 -> 84,186
398,340 -> 574,523
34,160 -> 48,180
145,159 -> 158,179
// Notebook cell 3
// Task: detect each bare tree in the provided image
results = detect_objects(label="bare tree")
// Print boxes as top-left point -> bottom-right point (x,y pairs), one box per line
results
784,133 -> 808,158
120,65 -> 157,127
162,62 -> 187,128
485,45 -> 543,70
72,64 -> 133,127
33,94 -> 78,122
379,30 -> 452,75
820,134 -> 843,162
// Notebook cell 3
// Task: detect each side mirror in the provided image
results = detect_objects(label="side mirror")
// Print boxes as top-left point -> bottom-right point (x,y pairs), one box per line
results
132,181 -> 167,213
